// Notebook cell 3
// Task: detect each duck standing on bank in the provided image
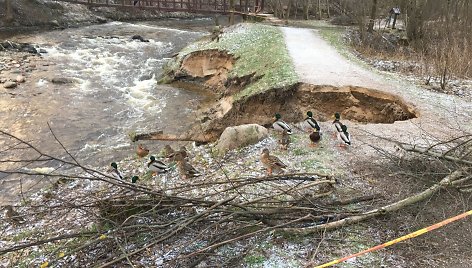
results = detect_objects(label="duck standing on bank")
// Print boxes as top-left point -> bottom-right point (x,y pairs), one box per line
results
260,148 -> 287,176
303,111 -> 321,132
279,129 -> 290,150
136,144 -> 149,158
175,153 -> 201,179
338,124 -> 352,147
309,128 -> 322,147
273,113 -> 292,135
163,145 -> 175,159
109,162 -> 124,180
4,205 -> 25,224
148,156 -> 170,176
332,112 -> 343,138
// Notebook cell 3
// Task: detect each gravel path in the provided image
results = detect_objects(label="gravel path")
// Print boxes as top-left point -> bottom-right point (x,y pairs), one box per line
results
282,27 -> 386,88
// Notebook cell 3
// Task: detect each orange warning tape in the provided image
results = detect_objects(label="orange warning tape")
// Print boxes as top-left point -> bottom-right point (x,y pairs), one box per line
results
314,209 -> 472,268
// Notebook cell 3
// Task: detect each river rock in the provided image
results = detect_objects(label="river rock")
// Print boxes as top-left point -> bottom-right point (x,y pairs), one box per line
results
16,75 -> 25,83
215,124 -> 268,155
132,35 -> 150,42
139,73 -> 153,81
4,81 -> 17,89
39,48 -> 47,54
0,78 -> 7,83
51,77 -> 76,84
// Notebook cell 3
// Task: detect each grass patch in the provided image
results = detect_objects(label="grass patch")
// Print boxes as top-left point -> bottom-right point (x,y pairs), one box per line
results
167,23 -> 298,100
244,254 -> 266,266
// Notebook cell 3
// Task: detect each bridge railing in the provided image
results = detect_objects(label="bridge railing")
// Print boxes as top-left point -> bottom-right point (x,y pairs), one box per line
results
59,0 -> 257,14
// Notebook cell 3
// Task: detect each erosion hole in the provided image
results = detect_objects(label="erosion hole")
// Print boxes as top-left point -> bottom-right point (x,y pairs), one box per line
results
227,83 -> 417,127
178,49 -> 236,89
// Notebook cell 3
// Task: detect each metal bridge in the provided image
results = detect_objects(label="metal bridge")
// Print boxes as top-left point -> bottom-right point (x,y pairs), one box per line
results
56,0 -> 264,14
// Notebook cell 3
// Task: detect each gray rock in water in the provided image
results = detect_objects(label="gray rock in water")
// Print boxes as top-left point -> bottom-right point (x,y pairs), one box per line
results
216,124 -> 268,156
139,73 -> 153,81
39,48 -> 47,54
3,81 -> 17,89
132,35 -> 149,42
51,77 -> 76,84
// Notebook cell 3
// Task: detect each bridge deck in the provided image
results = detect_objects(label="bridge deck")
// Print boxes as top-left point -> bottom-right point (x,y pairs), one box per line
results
58,0 -> 261,14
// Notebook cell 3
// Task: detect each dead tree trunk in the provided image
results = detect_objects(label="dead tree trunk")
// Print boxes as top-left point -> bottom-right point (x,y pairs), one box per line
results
5,0 -> 14,23
367,0 -> 378,32
279,169 -> 465,234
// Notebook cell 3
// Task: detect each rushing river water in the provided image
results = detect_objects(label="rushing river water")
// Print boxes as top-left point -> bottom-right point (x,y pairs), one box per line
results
0,19 -> 215,203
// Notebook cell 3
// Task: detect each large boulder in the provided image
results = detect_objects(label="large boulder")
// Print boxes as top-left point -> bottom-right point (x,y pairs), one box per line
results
215,124 -> 268,155
3,81 -> 17,88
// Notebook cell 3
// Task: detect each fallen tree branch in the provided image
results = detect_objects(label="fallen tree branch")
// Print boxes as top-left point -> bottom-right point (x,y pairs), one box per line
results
130,130 -> 210,143
399,143 -> 472,166
277,169 -> 465,235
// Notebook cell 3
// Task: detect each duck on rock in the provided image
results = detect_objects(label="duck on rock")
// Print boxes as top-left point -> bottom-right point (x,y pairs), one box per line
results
273,113 -> 292,135
148,156 -> 170,176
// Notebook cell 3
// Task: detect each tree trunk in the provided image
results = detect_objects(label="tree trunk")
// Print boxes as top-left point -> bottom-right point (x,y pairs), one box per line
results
317,0 -> 321,19
367,0 -> 378,32
303,0 -> 309,20
5,0 -> 14,23
326,0 -> 330,18
229,0 -> 235,24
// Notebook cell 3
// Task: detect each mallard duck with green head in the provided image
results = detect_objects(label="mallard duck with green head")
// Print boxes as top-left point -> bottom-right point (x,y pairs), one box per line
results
303,111 -> 321,132
131,176 -> 139,183
337,124 -> 351,147
148,156 -> 170,176
109,162 -> 124,180
175,153 -> 201,179
273,113 -> 292,134
309,128 -> 322,147
332,112 -> 343,138
260,148 -> 287,175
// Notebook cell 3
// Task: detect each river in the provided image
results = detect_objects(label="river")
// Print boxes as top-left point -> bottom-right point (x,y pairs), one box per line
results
0,19 -> 216,204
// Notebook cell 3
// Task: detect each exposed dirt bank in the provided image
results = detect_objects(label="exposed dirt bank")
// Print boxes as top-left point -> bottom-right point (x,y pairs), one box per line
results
195,82 -> 417,141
